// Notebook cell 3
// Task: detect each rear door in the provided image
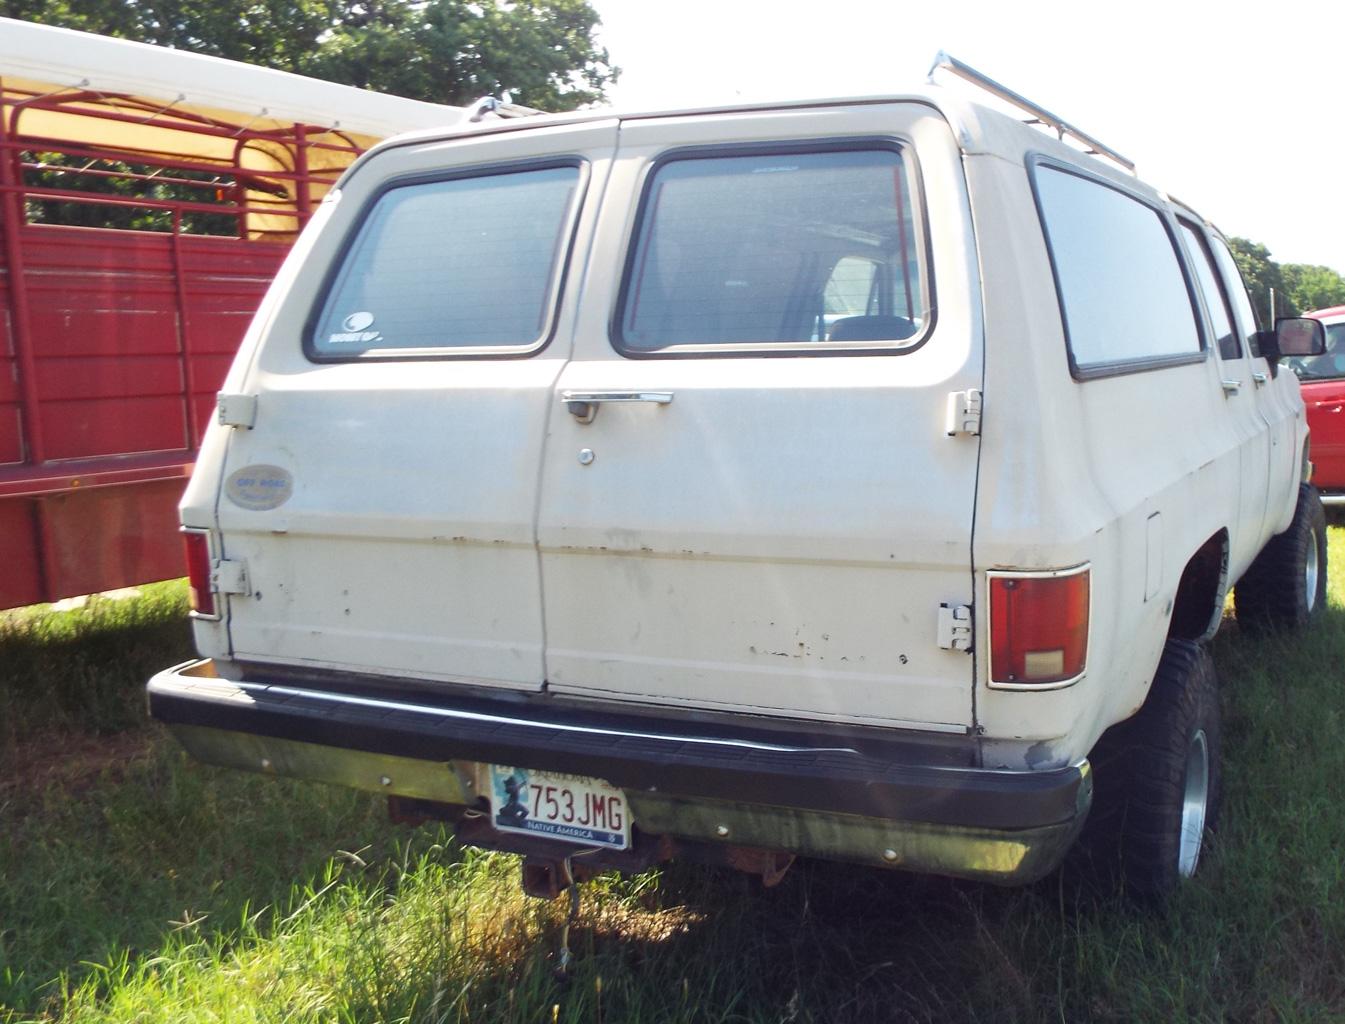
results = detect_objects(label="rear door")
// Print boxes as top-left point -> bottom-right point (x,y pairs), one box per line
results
1176,216 -> 1269,575
1301,373 -> 1345,486
218,121 -> 618,689
1209,233 -> 1305,535
536,104 -> 984,730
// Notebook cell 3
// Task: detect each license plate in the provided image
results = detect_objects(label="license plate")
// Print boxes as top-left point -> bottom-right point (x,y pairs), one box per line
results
487,765 -> 630,850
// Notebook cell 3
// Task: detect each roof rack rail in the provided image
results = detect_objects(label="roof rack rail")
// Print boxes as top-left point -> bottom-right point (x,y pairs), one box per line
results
927,51 -> 1135,174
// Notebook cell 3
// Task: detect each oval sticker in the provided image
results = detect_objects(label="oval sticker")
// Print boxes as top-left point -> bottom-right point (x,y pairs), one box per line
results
225,464 -> 293,511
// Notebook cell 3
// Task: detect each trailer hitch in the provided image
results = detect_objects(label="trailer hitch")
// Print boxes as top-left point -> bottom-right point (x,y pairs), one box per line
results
521,854 -> 574,899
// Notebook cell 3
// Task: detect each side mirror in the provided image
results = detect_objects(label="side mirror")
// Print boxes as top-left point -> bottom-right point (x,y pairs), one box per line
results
1261,317 -> 1326,359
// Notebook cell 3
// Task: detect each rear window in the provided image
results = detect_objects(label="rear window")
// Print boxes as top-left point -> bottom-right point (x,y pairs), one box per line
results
1033,164 -> 1202,376
309,164 -> 581,358
616,147 -> 928,355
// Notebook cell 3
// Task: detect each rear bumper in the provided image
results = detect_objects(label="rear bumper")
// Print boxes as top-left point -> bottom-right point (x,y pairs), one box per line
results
148,659 -> 1092,885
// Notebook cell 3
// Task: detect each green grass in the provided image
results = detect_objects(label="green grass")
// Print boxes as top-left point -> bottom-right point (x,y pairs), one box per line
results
3,547 -> 1345,1023
0,581 -> 193,758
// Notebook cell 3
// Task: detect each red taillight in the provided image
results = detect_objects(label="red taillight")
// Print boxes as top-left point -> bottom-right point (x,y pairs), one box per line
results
183,530 -> 216,617
989,568 -> 1089,686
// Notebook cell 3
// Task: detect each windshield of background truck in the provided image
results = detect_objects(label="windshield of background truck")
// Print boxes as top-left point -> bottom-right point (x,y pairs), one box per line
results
1287,322 -> 1345,381
309,164 -> 581,357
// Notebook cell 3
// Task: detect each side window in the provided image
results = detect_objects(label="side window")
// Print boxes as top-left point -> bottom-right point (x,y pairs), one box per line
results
1178,220 -> 1241,361
616,147 -> 927,354
1033,164 -> 1202,375
309,164 -> 582,358
1209,236 -> 1264,358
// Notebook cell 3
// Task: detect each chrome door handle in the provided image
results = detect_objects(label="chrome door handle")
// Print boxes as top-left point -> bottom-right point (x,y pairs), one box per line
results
1253,372 -> 1268,387
561,390 -> 674,423
1221,379 -> 1242,395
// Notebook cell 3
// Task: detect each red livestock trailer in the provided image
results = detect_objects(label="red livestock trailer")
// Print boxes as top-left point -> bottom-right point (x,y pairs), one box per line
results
0,19 -> 461,609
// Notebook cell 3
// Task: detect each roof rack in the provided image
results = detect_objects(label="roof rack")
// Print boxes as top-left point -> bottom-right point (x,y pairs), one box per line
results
467,96 -> 542,123
927,51 -> 1135,174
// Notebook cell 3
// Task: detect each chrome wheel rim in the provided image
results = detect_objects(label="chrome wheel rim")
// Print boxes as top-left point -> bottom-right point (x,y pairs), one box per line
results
1178,729 -> 1210,878
1305,532 -> 1320,614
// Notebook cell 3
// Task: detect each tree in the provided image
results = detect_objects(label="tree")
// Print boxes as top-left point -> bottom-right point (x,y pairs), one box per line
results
1227,237 -> 1286,327
306,0 -> 615,109
0,1 -> 618,111
1280,263 -> 1345,317
1227,237 -> 1345,323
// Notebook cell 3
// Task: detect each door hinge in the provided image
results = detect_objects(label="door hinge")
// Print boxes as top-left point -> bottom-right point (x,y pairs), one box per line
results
217,393 -> 258,429
945,388 -> 981,436
937,603 -> 973,652
212,559 -> 251,596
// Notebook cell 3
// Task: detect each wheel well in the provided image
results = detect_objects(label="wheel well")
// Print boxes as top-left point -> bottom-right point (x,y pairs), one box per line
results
1169,530 -> 1229,642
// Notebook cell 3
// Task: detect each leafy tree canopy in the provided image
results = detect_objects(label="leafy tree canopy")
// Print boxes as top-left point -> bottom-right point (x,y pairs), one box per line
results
1,0 -> 618,111
1228,237 -> 1286,326
1229,237 -> 1345,323
1280,263 -> 1345,318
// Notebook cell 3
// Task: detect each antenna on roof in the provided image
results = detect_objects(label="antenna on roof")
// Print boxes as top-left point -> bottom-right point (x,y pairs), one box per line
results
927,51 -> 1136,174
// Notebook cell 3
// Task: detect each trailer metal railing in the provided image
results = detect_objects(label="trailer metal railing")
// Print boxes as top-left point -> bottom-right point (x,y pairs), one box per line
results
0,74 -> 369,607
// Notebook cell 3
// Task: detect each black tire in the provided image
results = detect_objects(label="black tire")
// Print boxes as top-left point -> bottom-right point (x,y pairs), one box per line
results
1235,483 -> 1328,632
1078,638 -> 1222,903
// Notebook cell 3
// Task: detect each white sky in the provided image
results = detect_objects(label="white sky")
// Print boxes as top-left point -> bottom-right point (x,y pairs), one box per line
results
591,0 -> 1344,271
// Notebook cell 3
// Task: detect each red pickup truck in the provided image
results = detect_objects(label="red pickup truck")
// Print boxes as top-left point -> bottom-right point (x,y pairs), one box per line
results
1290,305 -> 1345,505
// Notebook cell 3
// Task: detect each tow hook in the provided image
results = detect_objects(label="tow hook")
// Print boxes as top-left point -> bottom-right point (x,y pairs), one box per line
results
727,847 -> 796,888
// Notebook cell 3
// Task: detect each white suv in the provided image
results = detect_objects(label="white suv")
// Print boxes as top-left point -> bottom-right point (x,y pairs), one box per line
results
149,58 -> 1327,901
